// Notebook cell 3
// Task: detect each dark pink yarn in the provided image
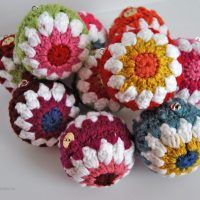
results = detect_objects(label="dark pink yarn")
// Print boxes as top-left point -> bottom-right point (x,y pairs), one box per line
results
60,115 -> 132,169
179,50 -> 200,93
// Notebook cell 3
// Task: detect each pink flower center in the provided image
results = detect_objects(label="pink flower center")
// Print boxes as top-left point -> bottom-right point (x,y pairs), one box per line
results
135,53 -> 159,78
180,50 -> 200,92
94,173 -> 118,186
47,44 -> 71,66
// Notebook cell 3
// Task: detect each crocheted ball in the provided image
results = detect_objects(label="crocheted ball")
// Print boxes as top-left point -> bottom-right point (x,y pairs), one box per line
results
0,35 -> 18,92
175,38 -> 200,108
134,98 -> 200,177
109,7 -> 168,43
9,80 -> 80,147
79,11 -> 107,50
15,4 -> 90,80
100,29 -> 183,111
76,48 -> 120,111
0,35 -> 35,93
59,111 -> 134,187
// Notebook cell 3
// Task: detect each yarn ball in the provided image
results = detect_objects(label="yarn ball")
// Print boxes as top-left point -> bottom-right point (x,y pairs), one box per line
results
100,29 -> 182,111
76,48 -> 120,111
134,98 -> 200,177
59,111 -> 134,187
109,6 -> 168,43
175,38 -> 200,107
9,80 -> 80,147
0,35 -> 18,92
15,4 -> 90,80
79,11 -> 107,50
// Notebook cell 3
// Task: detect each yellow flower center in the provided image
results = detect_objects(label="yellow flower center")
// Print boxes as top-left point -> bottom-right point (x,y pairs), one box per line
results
117,38 -> 173,93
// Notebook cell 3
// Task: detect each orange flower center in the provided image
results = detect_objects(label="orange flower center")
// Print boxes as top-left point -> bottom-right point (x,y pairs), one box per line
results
135,53 -> 159,78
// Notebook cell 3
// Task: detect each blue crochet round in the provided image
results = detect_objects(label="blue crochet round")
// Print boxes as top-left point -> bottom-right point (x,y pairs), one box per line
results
176,151 -> 198,169
42,107 -> 63,133
133,98 -> 200,177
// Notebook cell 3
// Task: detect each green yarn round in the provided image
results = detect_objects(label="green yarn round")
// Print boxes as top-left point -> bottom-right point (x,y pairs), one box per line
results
15,4 -> 89,73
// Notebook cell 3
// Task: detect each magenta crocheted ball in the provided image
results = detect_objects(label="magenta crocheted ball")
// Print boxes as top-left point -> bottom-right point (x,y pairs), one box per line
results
79,11 -> 107,50
59,111 -> 134,187
0,35 -> 17,92
76,49 -> 120,111
9,80 -> 80,147
175,38 -> 200,107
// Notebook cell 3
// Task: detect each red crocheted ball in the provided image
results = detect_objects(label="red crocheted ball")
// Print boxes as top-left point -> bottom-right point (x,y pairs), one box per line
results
76,48 -> 120,111
175,38 -> 200,108
108,7 -> 169,43
100,29 -> 183,111
9,80 -> 80,147
79,11 -> 107,50
0,35 -> 17,92
59,111 -> 134,187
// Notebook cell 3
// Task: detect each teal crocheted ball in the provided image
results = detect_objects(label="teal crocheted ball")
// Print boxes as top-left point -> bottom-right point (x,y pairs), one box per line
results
134,98 -> 200,177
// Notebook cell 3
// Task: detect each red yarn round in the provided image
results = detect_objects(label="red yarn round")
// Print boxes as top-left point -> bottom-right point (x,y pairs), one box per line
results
135,53 -> 159,78
47,44 -> 71,66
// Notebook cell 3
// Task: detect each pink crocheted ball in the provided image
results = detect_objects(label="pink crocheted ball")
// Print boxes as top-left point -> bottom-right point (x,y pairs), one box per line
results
79,11 -> 107,50
175,38 -> 200,107
9,80 -> 80,147
59,111 -> 134,187
76,48 -> 120,111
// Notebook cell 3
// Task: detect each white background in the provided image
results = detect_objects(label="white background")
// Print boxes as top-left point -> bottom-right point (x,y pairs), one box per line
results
0,0 -> 200,199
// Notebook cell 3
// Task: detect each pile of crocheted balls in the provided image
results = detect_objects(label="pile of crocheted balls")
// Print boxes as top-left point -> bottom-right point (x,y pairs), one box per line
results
0,4 -> 200,187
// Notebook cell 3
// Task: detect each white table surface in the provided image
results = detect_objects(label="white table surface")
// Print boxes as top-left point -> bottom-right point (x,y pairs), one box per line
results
1,0 -> 200,199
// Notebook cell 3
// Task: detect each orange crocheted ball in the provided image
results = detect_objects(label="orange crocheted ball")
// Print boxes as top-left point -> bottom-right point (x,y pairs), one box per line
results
108,7 -> 169,43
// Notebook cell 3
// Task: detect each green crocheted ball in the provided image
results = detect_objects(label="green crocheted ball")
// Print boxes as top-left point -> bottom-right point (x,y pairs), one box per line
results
15,4 -> 90,80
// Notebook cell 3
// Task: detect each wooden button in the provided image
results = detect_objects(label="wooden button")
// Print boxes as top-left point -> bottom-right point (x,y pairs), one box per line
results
2,36 -> 15,46
124,7 -> 137,18
63,132 -> 75,149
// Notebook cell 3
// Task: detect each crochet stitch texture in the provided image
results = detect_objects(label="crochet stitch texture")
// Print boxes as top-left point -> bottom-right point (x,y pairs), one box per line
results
109,6 -> 168,43
76,48 -> 120,111
175,38 -> 200,107
9,80 -> 80,147
0,35 -> 22,92
59,111 -> 134,187
100,29 -> 182,111
15,4 -> 90,80
133,98 -> 200,176
79,11 -> 107,50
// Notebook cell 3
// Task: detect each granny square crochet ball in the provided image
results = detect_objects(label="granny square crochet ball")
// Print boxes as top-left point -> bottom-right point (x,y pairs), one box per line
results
100,29 -> 183,111
59,111 -> 134,187
76,48 -> 120,111
9,80 -> 80,147
134,98 -> 200,177
0,35 -> 18,92
175,38 -> 200,107
15,4 -> 90,80
109,7 -> 168,43
79,11 -> 107,50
